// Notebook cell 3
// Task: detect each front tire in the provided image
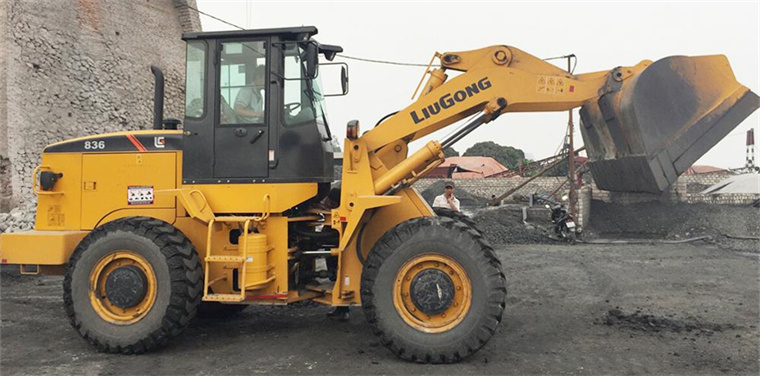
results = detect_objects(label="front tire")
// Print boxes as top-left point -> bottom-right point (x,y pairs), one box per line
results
432,207 -> 482,234
63,217 -> 203,354
361,216 -> 506,363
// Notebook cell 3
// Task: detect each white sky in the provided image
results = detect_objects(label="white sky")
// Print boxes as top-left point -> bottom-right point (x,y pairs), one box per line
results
196,0 -> 759,169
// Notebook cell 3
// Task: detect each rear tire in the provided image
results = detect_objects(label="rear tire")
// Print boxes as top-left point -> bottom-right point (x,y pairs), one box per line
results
361,216 -> 506,363
63,217 -> 203,354
568,231 -> 577,245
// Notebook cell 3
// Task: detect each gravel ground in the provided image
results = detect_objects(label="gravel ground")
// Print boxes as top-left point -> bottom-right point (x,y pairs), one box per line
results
1,243 -> 757,375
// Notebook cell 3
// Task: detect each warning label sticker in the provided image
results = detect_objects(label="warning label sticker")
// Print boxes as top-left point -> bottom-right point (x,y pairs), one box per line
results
128,186 -> 154,205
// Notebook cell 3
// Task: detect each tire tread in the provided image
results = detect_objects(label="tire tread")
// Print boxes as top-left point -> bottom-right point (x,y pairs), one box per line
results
63,216 -> 203,354
361,216 -> 506,364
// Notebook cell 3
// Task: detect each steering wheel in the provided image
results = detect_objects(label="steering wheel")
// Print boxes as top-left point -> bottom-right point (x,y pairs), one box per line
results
284,102 -> 301,112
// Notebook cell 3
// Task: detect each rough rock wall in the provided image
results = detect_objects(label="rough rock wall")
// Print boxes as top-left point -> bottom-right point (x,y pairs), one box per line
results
0,1 -> 9,211
0,0 -> 200,212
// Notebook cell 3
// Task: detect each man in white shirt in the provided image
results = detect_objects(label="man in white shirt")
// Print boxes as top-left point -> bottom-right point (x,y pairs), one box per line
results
432,181 -> 460,212
234,65 -> 266,123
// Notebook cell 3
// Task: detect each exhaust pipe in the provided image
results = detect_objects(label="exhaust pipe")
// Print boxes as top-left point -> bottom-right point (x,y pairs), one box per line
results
150,65 -> 164,130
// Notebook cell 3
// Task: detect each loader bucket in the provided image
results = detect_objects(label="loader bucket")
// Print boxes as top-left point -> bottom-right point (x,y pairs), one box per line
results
580,55 -> 759,193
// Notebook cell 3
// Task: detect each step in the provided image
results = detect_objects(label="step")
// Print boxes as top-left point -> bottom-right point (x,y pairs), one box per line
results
204,293 -> 244,302
205,255 -> 246,263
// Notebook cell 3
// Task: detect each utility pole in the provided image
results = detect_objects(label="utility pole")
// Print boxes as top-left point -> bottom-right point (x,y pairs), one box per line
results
747,128 -> 756,171
566,56 -> 577,217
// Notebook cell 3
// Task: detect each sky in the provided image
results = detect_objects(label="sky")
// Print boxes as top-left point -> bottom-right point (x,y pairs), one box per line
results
196,0 -> 759,169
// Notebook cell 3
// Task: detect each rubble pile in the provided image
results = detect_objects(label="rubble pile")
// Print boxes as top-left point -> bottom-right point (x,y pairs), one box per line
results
0,201 -> 36,234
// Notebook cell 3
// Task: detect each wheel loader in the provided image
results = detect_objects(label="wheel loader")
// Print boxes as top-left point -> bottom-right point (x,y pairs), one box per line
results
1,26 -> 757,363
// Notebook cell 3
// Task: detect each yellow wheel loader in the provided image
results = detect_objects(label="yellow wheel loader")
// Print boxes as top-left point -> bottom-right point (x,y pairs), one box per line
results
1,26 -> 757,363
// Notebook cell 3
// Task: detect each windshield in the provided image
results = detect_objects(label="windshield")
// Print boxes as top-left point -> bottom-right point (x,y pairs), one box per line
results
282,43 -> 331,139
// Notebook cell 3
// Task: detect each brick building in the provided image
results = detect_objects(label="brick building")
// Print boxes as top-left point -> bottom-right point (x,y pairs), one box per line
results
0,0 -> 201,212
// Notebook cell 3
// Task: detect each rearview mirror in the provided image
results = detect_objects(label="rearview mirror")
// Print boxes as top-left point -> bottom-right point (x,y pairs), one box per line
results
322,62 -> 350,97
340,65 -> 349,95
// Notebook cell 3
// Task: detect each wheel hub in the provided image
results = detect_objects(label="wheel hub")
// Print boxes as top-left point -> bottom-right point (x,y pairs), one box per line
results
393,253 -> 472,333
105,265 -> 149,309
410,269 -> 455,315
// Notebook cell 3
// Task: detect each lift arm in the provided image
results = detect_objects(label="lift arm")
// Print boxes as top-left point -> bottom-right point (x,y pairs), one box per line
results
335,44 -> 758,248
361,45 -> 623,152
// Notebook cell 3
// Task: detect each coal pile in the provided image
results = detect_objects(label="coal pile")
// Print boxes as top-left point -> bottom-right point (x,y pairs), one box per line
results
601,308 -> 737,334
419,180 -> 488,208
687,182 -> 711,193
472,206 -> 551,244
587,201 -> 759,252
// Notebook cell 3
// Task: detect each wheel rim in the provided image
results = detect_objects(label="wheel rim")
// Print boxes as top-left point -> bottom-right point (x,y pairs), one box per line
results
89,251 -> 157,325
393,253 -> 472,333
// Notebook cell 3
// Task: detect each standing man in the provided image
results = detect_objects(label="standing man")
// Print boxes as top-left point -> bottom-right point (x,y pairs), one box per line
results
433,181 -> 460,212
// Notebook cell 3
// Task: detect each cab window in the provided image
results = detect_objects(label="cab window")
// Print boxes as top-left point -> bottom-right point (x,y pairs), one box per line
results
184,41 -> 206,119
219,41 -> 267,125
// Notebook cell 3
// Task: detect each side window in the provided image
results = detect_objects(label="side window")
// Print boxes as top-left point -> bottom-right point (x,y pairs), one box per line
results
281,44 -> 331,147
219,41 -> 267,125
184,41 -> 206,119
282,43 -> 320,128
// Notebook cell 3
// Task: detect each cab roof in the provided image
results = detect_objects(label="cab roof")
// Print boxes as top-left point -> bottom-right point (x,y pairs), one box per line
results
182,26 -> 318,41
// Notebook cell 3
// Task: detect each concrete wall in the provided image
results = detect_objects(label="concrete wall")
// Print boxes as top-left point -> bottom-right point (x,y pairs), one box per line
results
415,176 -> 572,200
416,172 -> 757,207
576,185 -> 591,228
590,179 -> 686,204
0,0 -> 200,212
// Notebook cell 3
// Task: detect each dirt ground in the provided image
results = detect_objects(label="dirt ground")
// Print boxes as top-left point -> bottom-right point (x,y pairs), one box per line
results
1,243 -> 757,375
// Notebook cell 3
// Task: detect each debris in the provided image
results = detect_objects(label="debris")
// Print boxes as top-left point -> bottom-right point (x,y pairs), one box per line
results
601,308 -> 737,333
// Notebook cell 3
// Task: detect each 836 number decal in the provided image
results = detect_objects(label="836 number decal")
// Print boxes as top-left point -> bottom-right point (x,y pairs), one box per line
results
84,140 -> 105,150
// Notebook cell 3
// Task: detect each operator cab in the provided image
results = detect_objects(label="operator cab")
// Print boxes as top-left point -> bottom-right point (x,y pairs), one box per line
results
181,26 -> 346,184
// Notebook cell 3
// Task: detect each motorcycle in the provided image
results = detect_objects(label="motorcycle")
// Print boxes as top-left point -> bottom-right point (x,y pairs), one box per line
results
545,195 -> 577,244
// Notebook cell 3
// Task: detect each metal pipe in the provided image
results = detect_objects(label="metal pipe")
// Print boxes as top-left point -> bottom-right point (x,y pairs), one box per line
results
374,140 -> 443,194
150,65 -> 165,130
491,146 -> 585,205
440,112 -> 488,150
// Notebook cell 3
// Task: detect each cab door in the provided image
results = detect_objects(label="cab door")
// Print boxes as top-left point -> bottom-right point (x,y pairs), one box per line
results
213,39 -> 269,179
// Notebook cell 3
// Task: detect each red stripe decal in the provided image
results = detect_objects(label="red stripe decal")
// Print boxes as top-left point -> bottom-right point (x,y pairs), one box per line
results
126,134 -> 147,152
245,294 -> 288,300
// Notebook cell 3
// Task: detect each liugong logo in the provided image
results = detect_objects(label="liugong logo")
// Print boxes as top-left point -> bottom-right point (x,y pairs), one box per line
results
410,77 -> 492,124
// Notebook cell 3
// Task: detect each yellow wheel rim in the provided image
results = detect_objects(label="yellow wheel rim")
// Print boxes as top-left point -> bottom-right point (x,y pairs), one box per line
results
393,253 -> 472,333
89,251 -> 157,325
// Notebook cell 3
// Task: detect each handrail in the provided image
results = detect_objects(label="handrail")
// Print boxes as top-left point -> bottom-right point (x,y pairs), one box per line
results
32,165 -> 63,196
